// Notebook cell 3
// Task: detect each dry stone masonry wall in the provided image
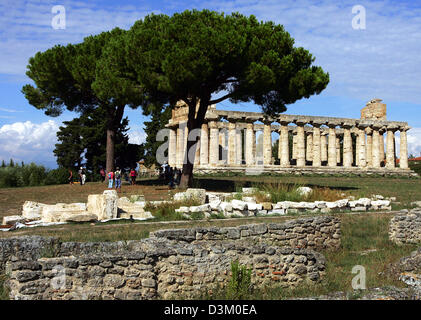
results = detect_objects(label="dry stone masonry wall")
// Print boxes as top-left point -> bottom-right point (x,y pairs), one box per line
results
151,216 -> 341,251
390,207 -> 421,244
1,216 -> 339,300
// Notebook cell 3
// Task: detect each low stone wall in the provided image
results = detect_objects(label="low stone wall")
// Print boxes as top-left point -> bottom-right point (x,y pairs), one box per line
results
4,238 -> 326,300
151,216 -> 341,251
1,216 -> 339,300
0,236 -> 59,272
389,209 -> 421,244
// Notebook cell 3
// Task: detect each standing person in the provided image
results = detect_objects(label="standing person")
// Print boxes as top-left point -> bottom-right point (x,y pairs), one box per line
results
68,169 -> 73,185
81,168 -> 86,185
78,167 -> 83,185
130,168 -> 137,185
114,167 -> 122,193
107,170 -> 114,189
99,167 -> 105,182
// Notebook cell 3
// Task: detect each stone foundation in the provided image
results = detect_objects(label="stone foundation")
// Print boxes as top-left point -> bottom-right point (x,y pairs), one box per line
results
151,216 -> 341,251
1,216 -> 338,300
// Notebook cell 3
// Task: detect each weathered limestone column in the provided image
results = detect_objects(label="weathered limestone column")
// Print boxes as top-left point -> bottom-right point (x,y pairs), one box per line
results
355,130 -> 360,167
176,124 -> 185,168
343,123 -> 353,168
328,125 -> 337,167
263,121 -> 272,165
235,122 -> 243,165
245,122 -> 255,166
336,137 -> 341,164
194,140 -> 200,165
371,126 -> 381,168
279,122 -> 290,167
219,127 -> 227,163
168,127 -> 177,167
357,125 -> 367,168
199,123 -> 209,166
292,130 -> 298,160
296,122 -> 306,167
321,131 -> 328,163
386,126 -> 397,169
184,125 -> 189,164
306,132 -> 313,162
208,121 -> 219,166
228,121 -> 236,165
365,127 -> 373,168
379,128 -> 385,166
399,126 -> 410,169
312,124 -> 321,167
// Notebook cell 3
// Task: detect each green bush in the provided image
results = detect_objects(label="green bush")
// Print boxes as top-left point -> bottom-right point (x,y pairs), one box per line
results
0,162 -> 74,188
45,167 -> 71,185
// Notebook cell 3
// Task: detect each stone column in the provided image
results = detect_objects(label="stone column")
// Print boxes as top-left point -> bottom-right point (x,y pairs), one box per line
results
263,121 -> 272,165
208,121 -> 219,166
219,127 -> 227,163
228,121 -> 236,165
371,126 -> 381,168
328,125 -> 337,167
279,122 -> 290,167
356,126 -> 367,168
343,124 -> 353,168
336,137 -> 341,164
400,126 -> 409,169
365,127 -> 373,168
194,139 -> 200,165
306,132 -> 313,162
184,125 -> 189,164
292,130 -> 298,160
321,131 -> 328,162
245,122 -> 255,166
312,124 -> 321,167
235,122 -> 243,165
176,124 -> 185,168
386,126 -> 397,169
168,127 -> 177,167
296,122 -> 306,167
379,129 -> 385,166
199,123 -> 209,166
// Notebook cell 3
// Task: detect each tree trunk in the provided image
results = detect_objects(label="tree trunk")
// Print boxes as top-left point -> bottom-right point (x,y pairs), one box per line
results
106,128 -> 116,174
105,105 -> 125,175
179,97 -> 209,189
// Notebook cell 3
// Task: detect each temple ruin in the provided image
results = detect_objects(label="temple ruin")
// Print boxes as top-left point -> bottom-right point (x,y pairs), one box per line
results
165,99 -> 415,176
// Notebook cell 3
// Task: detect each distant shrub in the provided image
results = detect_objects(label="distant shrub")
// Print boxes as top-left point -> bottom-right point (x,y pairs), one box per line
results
0,162 -> 73,188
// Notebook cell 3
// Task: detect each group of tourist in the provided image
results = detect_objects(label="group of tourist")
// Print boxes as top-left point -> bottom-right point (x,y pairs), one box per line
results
68,167 -> 87,185
106,167 -> 138,192
160,162 -> 182,188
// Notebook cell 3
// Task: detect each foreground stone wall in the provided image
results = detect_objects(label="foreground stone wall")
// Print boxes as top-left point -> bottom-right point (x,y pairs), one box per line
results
1,216 -> 339,300
6,239 -> 326,300
151,216 -> 341,251
389,210 -> 421,244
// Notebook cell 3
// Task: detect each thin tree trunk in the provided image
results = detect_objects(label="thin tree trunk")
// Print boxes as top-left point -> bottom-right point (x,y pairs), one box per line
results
106,128 -> 116,174
105,105 -> 125,176
179,97 -> 209,189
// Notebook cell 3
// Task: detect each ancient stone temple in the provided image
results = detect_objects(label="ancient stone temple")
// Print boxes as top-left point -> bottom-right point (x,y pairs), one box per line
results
165,99 -> 415,176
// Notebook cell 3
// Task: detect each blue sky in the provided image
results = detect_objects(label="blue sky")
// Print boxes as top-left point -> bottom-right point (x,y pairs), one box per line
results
1,0 -> 421,168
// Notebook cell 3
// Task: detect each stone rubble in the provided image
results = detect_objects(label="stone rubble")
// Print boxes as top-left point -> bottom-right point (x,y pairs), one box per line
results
172,188 -> 393,219
2,190 -> 153,226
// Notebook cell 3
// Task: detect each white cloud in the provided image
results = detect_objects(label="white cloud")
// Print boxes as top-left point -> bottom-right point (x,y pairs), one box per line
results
0,119 -> 147,167
0,120 -> 59,167
407,128 -> 421,158
127,126 -> 147,145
